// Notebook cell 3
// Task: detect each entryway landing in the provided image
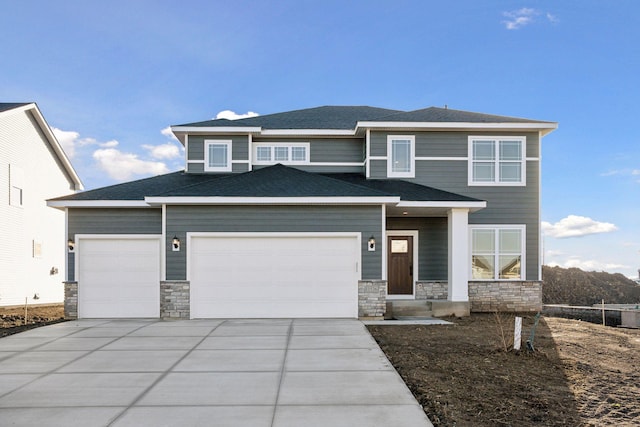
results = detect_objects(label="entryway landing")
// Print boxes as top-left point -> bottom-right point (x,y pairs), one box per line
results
386,300 -> 470,319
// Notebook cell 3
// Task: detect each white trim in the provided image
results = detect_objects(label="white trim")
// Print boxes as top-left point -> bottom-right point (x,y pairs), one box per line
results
187,160 -> 205,164
184,134 -> 189,171
469,224 -> 527,281
47,200 -> 151,208
357,121 -> 558,135
309,162 -> 364,167
232,160 -> 251,164
369,156 -> 387,161
247,133 -> 253,171
468,136 -> 526,187
415,156 -> 467,161
64,208 -> 69,281
365,129 -> 371,178
145,196 -> 398,205
526,157 -> 539,161
186,231 -> 362,282
387,135 -> 415,178
395,201 -> 487,209
538,131 -> 543,281
253,142 -> 310,165
386,230 -> 419,299
74,234 -> 164,289
204,140 -> 232,172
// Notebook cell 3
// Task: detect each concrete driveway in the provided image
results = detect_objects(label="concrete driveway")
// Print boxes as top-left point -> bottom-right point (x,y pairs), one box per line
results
0,319 -> 432,427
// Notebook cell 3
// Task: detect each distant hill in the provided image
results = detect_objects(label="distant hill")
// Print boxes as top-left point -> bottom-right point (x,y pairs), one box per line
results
542,265 -> 640,305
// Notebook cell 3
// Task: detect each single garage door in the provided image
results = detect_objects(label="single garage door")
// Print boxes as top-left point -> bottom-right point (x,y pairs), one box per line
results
77,236 -> 161,318
189,234 -> 360,318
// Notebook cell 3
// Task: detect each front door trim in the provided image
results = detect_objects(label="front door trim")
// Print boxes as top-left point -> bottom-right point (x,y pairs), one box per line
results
386,230 -> 419,299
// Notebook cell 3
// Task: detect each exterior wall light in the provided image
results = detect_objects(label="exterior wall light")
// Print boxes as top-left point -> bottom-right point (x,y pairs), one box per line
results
172,236 -> 181,252
368,235 -> 376,252
68,239 -> 75,253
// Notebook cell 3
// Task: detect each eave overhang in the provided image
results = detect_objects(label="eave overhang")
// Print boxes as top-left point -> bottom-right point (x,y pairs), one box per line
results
355,121 -> 559,136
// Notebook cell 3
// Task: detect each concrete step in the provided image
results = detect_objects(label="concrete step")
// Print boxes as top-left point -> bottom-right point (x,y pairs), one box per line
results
387,301 -> 433,318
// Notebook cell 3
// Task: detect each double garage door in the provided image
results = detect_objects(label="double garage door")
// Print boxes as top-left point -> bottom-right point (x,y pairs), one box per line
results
77,234 -> 359,318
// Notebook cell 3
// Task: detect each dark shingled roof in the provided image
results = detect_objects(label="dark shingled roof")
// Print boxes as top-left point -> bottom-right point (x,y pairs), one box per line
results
176,106 -> 403,129
50,164 -> 480,203
0,103 -> 31,113
176,105 -> 553,129
324,173 -> 482,202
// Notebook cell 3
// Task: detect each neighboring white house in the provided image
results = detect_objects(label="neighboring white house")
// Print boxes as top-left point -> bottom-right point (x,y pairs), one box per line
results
0,103 -> 82,306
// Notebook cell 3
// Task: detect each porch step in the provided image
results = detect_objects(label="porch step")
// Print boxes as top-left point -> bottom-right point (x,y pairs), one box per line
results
386,301 -> 433,319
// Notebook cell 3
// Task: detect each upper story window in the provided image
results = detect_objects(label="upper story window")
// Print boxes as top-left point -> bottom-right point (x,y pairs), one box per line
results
387,135 -> 415,178
253,143 -> 310,165
468,136 -> 525,186
471,225 -> 525,280
204,140 -> 232,172
9,164 -> 24,207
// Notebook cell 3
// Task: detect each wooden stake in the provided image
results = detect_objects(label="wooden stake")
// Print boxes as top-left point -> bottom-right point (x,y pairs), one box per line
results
24,297 -> 28,326
602,299 -> 605,326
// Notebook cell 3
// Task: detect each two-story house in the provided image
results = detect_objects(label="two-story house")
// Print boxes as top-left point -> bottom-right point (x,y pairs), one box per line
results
1,103 -> 82,307
48,106 -> 556,319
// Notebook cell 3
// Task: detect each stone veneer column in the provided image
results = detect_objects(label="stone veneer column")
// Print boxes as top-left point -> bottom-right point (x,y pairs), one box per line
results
468,281 -> 542,312
64,281 -> 78,319
358,280 -> 387,319
160,281 -> 190,319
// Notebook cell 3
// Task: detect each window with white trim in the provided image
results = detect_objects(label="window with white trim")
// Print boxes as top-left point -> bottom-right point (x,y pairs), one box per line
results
387,135 -> 415,178
470,225 -> 525,280
253,143 -> 310,165
204,140 -> 232,172
468,137 -> 525,185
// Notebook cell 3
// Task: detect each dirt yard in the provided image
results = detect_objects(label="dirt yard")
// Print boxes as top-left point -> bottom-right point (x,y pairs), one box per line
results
368,313 -> 640,427
2,307 -> 639,426
0,304 -> 65,337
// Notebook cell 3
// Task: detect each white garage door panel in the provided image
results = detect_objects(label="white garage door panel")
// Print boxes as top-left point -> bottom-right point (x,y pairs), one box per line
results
190,235 -> 359,318
78,238 -> 160,318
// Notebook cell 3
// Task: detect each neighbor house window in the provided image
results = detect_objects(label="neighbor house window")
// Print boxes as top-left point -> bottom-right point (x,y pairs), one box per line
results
204,140 -> 232,172
387,135 -> 415,178
253,143 -> 310,165
9,164 -> 24,207
468,137 -> 525,185
470,225 -> 525,280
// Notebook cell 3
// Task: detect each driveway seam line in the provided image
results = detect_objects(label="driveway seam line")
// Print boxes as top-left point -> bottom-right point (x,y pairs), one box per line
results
270,318 -> 294,427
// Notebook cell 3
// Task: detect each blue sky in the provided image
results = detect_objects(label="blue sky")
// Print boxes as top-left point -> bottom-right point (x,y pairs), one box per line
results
2,1 -> 639,278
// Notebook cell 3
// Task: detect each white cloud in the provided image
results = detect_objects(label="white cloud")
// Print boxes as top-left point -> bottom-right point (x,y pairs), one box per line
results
542,215 -> 618,238
547,258 -> 629,272
142,142 -> 181,160
93,148 -> 169,181
161,126 -> 178,140
502,8 -> 557,30
52,127 -> 94,158
502,8 -> 538,30
100,140 -> 119,148
215,110 -> 259,120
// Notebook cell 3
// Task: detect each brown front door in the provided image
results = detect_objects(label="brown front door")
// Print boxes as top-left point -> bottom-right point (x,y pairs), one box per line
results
388,236 -> 413,295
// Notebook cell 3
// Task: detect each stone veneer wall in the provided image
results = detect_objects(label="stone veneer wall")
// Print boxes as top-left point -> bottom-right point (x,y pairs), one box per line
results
160,281 -> 190,319
358,280 -> 387,318
415,281 -> 448,300
468,281 -> 542,312
63,281 -> 78,319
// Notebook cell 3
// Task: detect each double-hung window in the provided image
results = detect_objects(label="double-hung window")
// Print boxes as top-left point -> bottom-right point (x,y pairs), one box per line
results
253,143 -> 310,165
470,225 -> 525,280
204,140 -> 232,172
387,135 -> 415,178
468,137 -> 525,185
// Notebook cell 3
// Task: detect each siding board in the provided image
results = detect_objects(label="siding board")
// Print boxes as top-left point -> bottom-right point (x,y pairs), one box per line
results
166,205 -> 382,281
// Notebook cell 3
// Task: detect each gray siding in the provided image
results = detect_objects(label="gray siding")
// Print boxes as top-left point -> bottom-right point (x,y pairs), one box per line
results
187,135 -> 249,173
253,137 -> 364,163
387,217 -> 448,280
166,205 -> 382,281
370,130 -> 541,279
253,164 -> 364,173
66,208 -> 162,280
